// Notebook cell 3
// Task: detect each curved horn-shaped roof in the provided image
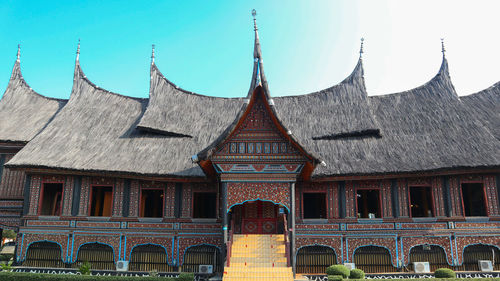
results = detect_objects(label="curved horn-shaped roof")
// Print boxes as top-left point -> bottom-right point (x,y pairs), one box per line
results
8,57 -> 206,177
0,50 -> 66,143
307,55 -> 500,177
274,56 -> 380,142
461,81 -> 500,140
136,62 -> 246,138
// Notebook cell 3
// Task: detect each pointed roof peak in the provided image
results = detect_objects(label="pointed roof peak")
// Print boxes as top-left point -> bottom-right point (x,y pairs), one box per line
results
341,55 -> 365,85
252,9 -> 258,32
340,41 -> 366,85
441,38 -> 446,57
76,39 -> 80,62
151,44 -> 155,64
8,44 -> 24,82
248,9 -> 271,100
437,39 -> 450,78
16,44 -> 21,62
359,37 -> 364,58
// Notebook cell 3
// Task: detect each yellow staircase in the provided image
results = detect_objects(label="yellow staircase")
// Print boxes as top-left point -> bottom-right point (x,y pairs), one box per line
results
223,234 -> 294,281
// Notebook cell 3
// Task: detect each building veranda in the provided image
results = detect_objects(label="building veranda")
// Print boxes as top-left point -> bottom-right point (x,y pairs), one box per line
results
0,14 -> 499,279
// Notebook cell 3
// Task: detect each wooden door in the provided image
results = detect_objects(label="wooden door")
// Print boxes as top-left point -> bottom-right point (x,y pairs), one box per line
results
241,201 -> 277,234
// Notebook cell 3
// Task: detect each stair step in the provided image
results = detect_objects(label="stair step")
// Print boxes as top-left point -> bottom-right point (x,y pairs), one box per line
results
224,234 -> 293,281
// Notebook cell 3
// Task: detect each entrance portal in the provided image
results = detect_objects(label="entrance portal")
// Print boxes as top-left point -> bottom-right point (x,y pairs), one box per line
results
230,200 -> 286,234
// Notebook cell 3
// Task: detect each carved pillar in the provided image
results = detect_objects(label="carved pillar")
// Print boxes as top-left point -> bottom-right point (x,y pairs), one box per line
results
128,180 -> 140,218
112,179 -> 124,217
27,175 -> 42,215
77,177 -> 91,216
61,176 -> 74,217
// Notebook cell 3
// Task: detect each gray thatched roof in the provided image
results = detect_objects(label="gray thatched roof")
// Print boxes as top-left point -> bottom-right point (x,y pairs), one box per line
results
460,81 -> 500,141
0,59 -> 66,143
5,50 -> 500,178
310,57 -> 500,177
7,61 -> 205,177
274,57 -> 380,141
137,63 -> 246,139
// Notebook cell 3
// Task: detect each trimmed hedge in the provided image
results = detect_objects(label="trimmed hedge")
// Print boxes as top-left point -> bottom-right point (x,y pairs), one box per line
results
434,268 -> 456,278
176,273 -> 194,281
326,265 -> 350,278
0,272 -> 195,280
328,275 -> 343,281
349,268 -> 365,279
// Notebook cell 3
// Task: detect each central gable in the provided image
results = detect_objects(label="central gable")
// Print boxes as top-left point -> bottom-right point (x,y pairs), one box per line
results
209,86 -> 313,178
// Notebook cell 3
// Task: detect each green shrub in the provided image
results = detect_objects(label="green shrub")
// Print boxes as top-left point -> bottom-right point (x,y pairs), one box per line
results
0,260 -> 13,272
326,265 -> 350,278
78,261 -> 91,275
177,272 -> 195,281
0,254 -> 13,261
349,268 -> 365,279
328,275 -> 343,281
434,268 -> 456,278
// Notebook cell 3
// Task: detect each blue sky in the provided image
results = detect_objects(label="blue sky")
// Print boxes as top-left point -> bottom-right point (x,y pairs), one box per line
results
1,1 -> 500,99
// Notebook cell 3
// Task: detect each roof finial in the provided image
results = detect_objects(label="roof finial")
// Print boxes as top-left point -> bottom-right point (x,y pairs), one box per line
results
76,38 -> 81,61
151,44 -> 155,64
441,38 -> 446,57
359,37 -> 364,57
252,9 -> 257,31
16,44 -> 21,62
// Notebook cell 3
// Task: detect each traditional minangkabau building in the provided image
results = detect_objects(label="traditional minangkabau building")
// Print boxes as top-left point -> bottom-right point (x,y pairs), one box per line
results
0,13 -> 499,279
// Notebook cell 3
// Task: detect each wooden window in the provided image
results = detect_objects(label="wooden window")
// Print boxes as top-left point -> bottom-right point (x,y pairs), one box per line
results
303,192 -> 327,219
409,186 -> 434,217
39,183 -> 63,216
193,192 -> 216,218
89,186 -> 113,216
461,183 -> 487,216
356,189 -> 381,218
140,189 -> 164,218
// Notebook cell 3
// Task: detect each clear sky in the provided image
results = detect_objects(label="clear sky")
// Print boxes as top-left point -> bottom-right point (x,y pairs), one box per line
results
1,0 -> 499,99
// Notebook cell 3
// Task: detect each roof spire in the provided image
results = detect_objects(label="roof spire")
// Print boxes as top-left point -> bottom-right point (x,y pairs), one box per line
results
16,44 -> 21,62
248,9 -> 271,99
441,38 -> 446,57
252,9 -> 258,32
76,39 -> 81,62
151,44 -> 155,64
359,37 -> 364,57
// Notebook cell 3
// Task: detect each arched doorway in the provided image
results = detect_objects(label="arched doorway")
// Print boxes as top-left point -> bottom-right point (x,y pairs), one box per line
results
74,243 -> 114,270
296,245 -> 337,274
457,244 -> 500,271
23,241 -> 64,268
354,246 -> 396,273
229,200 -> 286,234
129,244 -> 173,272
409,245 -> 451,272
182,245 -> 222,273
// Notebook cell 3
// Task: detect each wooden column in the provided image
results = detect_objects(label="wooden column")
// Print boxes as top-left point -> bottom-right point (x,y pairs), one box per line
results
497,174 -> 500,212
391,179 -> 399,218
112,179 -> 124,217
122,179 -> 130,217
22,175 -> 31,216
174,183 -> 182,218
222,182 -> 228,244
77,177 -> 91,216
442,176 -> 452,217
128,180 -> 140,218
339,181 -> 346,218
290,181 -> 296,276
61,176 -> 74,217
71,176 -> 82,217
